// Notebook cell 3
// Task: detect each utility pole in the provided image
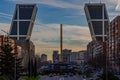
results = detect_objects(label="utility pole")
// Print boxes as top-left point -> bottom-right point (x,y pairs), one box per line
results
60,24 -> 63,62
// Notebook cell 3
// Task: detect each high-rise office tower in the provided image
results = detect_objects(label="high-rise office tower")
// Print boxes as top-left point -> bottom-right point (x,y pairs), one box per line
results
84,3 -> 109,42
8,4 -> 37,69
9,4 -> 37,40
41,54 -> 47,62
109,16 -> 120,67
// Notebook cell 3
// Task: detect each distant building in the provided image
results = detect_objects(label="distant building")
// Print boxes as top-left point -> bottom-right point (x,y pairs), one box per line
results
62,49 -> 72,63
60,49 -> 87,65
53,50 -> 59,63
87,40 -> 107,64
40,54 -> 47,62
35,55 -> 41,68
70,50 -> 87,65
87,41 -> 95,61
87,41 -> 103,59
21,41 -> 35,68
109,16 -> 120,68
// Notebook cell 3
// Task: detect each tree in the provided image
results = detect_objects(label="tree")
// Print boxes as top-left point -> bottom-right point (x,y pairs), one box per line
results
87,54 -> 105,69
15,58 -> 23,79
28,57 -> 38,78
33,57 -> 37,77
0,37 -> 23,80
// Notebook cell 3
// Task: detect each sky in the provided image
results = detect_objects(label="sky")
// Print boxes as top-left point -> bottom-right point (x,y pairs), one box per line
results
0,0 -> 120,60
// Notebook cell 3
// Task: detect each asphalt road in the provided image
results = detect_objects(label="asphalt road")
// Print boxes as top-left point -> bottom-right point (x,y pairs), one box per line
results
18,74 -> 96,80
40,75 -> 84,80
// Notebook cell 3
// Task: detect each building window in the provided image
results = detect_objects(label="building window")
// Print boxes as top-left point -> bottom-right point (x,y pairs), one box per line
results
88,6 -> 102,19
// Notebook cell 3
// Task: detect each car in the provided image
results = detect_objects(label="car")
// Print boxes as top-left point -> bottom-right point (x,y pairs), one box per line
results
40,63 -> 77,75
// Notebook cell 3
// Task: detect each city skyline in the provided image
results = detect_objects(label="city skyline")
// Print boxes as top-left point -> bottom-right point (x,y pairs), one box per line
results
0,0 -> 120,60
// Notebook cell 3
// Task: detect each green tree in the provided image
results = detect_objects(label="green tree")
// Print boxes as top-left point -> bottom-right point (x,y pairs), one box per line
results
0,37 -> 23,80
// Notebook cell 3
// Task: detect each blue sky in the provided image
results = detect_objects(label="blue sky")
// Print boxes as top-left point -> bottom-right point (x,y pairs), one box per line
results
0,0 -> 120,60
0,0 -> 87,25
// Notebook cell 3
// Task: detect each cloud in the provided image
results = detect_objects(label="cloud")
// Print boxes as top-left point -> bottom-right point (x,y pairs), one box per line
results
0,23 -> 91,59
0,22 -> 91,51
0,23 -> 10,34
0,12 -> 12,20
0,12 -> 12,18
102,0 -> 120,11
80,0 -> 120,19
8,0 -> 82,9
0,22 -> 90,60
31,23 -> 91,54
105,0 -> 118,4
7,0 -> 120,17
7,0 -> 120,11
115,0 -> 120,11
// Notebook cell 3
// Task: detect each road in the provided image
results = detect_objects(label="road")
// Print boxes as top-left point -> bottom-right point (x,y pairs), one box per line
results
40,75 -> 84,80
18,74 -> 96,80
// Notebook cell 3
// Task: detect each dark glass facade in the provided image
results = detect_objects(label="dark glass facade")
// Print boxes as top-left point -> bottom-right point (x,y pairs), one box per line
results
92,21 -> 102,35
14,9 -> 17,19
88,5 -> 107,19
84,3 -> 109,42
19,37 -> 26,40
19,6 -> 34,19
96,37 -> 102,42
88,6 -> 102,19
10,4 -> 37,40
104,9 -> 107,19
10,21 -> 17,35
19,21 -> 30,35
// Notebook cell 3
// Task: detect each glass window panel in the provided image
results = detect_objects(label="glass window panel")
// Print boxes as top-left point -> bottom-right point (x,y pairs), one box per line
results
10,37 -> 17,40
19,21 -> 30,35
105,37 -> 107,41
88,6 -> 102,19
96,37 -> 102,42
92,21 -> 102,35
19,37 -> 26,40
10,21 -> 17,35
14,9 -> 17,19
19,5 -> 34,19
104,21 -> 109,34
104,8 -> 108,19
